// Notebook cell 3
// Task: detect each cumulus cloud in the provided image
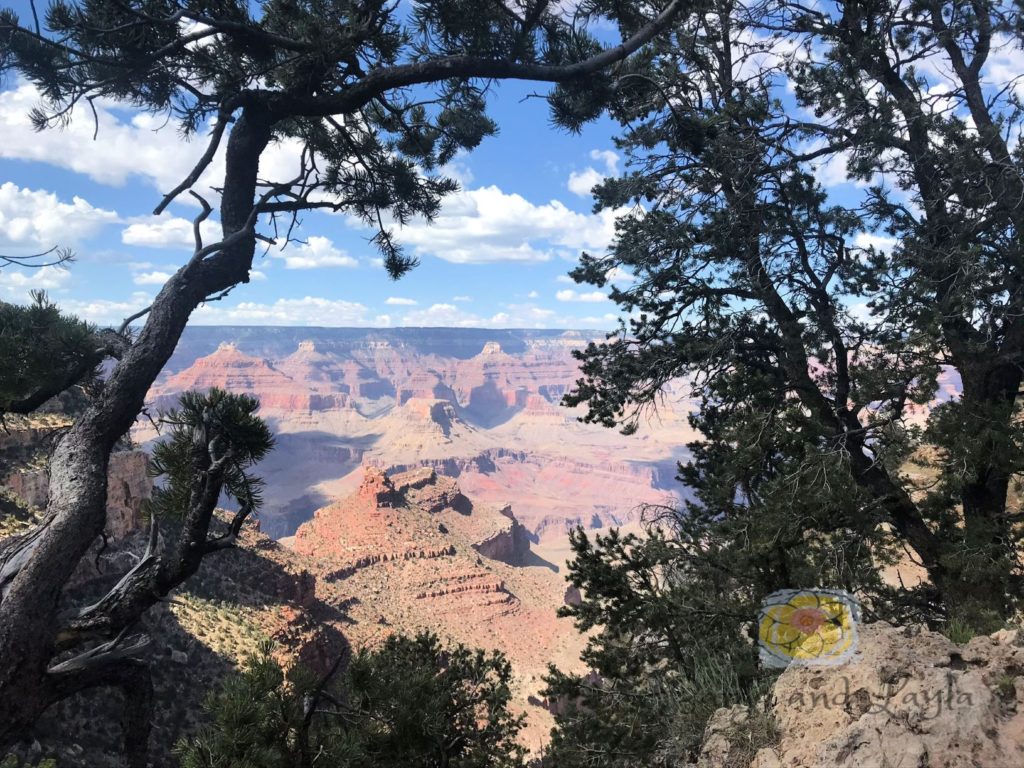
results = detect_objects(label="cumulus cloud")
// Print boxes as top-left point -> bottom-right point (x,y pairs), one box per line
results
122,216 -> 220,248
399,302 -> 539,328
58,294 -> 153,325
133,270 -> 173,285
568,167 -> 606,198
605,267 -> 635,284
0,182 -> 118,251
382,185 -> 621,264
0,83 -> 313,204
192,296 -> 370,325
0,265 -> 72,298
401,300 -> 618,329
385,297 -> 417,305
0,84 -> 218,190
556,289 -> 608,302
590,149 -> 620,175
272,236 -> 357,269
452,295 -> 473,302
568,149 -> 620,197
854,232 -> 899,254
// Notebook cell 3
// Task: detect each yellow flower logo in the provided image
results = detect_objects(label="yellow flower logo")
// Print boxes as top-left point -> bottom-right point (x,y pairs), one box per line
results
758,589 -> 860,668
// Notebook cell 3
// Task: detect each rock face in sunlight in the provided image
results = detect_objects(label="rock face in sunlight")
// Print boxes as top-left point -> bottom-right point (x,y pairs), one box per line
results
140,327 -> 696,541
1,426 -> 151,540
701,622 -> 1024,768
291,466 -> 586,747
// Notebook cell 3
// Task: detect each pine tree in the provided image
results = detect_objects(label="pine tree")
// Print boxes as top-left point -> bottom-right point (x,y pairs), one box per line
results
178,633 -> 525,768
560,0 -> 1024,629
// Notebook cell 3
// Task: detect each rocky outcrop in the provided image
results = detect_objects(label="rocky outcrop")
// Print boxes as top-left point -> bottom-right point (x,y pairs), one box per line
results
157,342 -> 351,412
473,504 -> 531,565
325,545 -> 457,581
2,449 -> 151,538
700,622 -> 1024,768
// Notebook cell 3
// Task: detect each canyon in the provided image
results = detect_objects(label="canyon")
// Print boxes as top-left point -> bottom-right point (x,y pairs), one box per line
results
130,326 -> 695,749
140,326 -> 695,542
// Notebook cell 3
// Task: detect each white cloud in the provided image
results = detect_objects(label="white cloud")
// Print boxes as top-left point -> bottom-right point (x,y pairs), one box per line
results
272,236 -> 357,269
590,149 -> 620,175
250,270 -> 268,281
556,289 -> 609,303
122,216 -> 219,248
452,295 -> 473,302
440,156 -> 474,186
401,303 -> 464,326
400,303 -> 527,328
133,270 -> 173,285
58,293 -> 153,325
0,265 -> 72,298
808,149 -> 852,188
0,83 -> 312,208
385,297 -> 417,305
854,232 -> 899,254
61,293 -> 370,327
568,167 -> 606,198
383,185 -> 621,264
983,36 -> 1024,100
527,290 -> 539,298
578,313 -> 621,326
400,300 -> 619,329
605,267 -> 635,284
568,149 -> 620,197
0,182 -> 118,251
0,84 -> 220,191
192,296 -> 370,325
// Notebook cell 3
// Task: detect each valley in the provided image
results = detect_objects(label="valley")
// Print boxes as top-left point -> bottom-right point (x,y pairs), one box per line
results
140,327 -> 695,543
123,326 -> 696,749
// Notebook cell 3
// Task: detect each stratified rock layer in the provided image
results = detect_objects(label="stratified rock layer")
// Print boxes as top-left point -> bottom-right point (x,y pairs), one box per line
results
291,466 -> 586,747
2,449 -> 151,538
141,328 -> 693,541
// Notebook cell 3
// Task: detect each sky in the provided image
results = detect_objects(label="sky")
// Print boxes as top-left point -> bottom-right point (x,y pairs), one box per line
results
4,3 -> 1022,331
0,4 -> 637,330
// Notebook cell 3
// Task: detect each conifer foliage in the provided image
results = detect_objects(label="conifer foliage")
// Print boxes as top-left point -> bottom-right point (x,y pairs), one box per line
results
178,633 -> 525,768
563,0 -> 1024,629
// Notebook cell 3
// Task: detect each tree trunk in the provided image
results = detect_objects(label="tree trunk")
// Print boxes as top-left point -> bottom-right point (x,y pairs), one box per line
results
0,107 -> 272,756
945,359 -> 1022,627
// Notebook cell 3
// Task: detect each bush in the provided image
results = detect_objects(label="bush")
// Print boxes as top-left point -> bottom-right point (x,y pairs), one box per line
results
177,633 -> 526,768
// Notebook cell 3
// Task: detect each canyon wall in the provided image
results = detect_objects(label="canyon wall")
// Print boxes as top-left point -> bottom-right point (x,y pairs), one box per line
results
1,425 -> 151,539
140,327 -> 695,542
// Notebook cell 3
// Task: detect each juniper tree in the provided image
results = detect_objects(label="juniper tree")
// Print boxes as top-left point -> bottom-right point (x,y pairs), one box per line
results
0,0 -> 685,761
0,291 -> 112,417
562,0 -> 1024,628
178,632 -> 525,768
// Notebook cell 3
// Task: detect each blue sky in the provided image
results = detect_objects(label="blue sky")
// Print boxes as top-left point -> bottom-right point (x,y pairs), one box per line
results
6,3 -> 1020,330
0,4 -> 634,329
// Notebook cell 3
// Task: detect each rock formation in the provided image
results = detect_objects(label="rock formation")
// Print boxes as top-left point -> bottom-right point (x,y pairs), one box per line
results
699,622 -> 1024,768
142,327 -> 693,542
2,447 -> 151,539
290,466 -> 587,746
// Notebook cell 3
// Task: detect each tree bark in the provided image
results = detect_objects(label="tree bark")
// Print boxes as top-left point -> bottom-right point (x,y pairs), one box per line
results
0,105 -> 272,755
